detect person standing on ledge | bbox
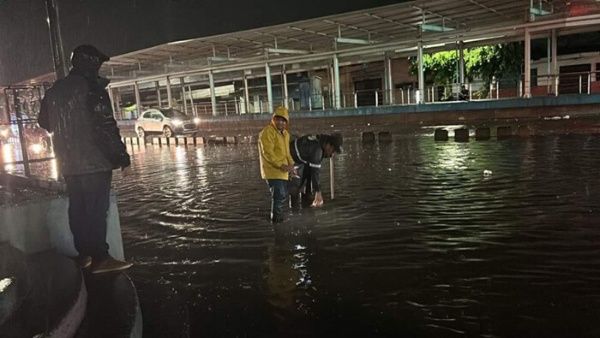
[39,44,133,274]
[258,106,296,223]
[289,134,343,209]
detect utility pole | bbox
[44,0,68,79]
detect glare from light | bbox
[193,117,201,124]
[0,128,9,138]
[172,119,183,127]
[0,278,13,292]
[30,143,44,154]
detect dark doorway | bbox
[354,78,382,106]
[560,64,591,94]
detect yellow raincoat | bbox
[258,107,294,180]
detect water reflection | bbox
[114,136,600,337]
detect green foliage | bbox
[409,42,524,86]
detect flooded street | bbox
[113,134,600,337]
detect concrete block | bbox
[0,193,124,260]
[152,137,161,146]
[497,126,512,139]
[225,136,237,144]
[362,132,375,143]
[195,137,205,145]
[434,129,449,141]
[378,132,392,143]
[185,137,195,146]
[475,127,491,141]
[454,128,469,142]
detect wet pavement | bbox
[106,133,600,337]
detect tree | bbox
[409,42,524,89]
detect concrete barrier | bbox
[497,126,512,139]
[0,193,124,260]
[362,132,375,143]
[378,131,392,143]
[454,128,469,142]
[475,127,491,140]
[434,129,449,141]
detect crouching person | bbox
[289,134,342,209]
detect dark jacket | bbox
[290,134,325,192]
[39,70,130,176]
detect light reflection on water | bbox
[113,135,600,337]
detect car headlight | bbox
[172,119,183,127]
[193,117,201,124]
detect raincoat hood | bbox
[271,106,290,128]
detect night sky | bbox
[0,0,402,84]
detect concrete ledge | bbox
[0,192,124,260]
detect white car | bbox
[134,108,200,138]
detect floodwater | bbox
[44,134,600,337]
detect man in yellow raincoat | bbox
[258,106,295,223]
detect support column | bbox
[417,41,425,104]
[265,63,273,113]
[333,54,341,109]
[384,54,393,105]
[107,86,116,115]
[552,29,558,95]
[180,77,187,114]
[155,81,162,107]
[166,76,172,107]
[243,73,250,114]
[209,70,217,116]
[134,82,141,119]
[282,66,289,109]
[458,41,465,84]
[524,28,532,98]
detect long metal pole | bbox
[459,41,465,85]
[44,0,68,79]
[329,157,335,200]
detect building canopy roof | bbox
[103,0,600,86]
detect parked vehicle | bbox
[134,108,200,138]
[0,123,50,152]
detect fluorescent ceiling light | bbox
[265,48,310,55]
[335,37,378,45]
[421,24,455,32]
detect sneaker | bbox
[73,255,92,269]
[90,257,133,274]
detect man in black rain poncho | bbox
[289,133,343,209]
[39,45,133,274]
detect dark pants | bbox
[288,164,313,209]
[267,179,288,223]
[64,171,112,260]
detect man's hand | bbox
[311,191,324,208]
[280,164,295,173]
